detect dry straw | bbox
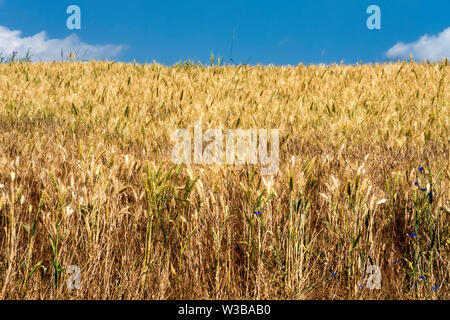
[0,60,448,299]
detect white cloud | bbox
[386,27,450,61]
[0,25,126,61]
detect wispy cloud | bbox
[279,38,290,46]
[0,25,127,61]
[386,27,450,61]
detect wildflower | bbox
[331,272,337,278]
[432,286,438,291]
[420,188,427,192]
[419,276,424,280]
[414,181,419,186]
[254,210,261,216]
[418,167,424,172]
[359,285,365,288]
[393,260,398,264]
[410,233,417,237]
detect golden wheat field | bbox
[0,60,448,300]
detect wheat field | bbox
[0,60,448,299]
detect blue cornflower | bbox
[414,181,419,186]
[359,285,365,288]
[331,272,337,278]
[253,210,261,215]
[418,167,424,172]
[420,188,427,192]
[432,286,438,291]
[419,276,424,280]
[410,233,417,237]
[393,260,398,264]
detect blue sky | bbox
[0,0,449,64]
